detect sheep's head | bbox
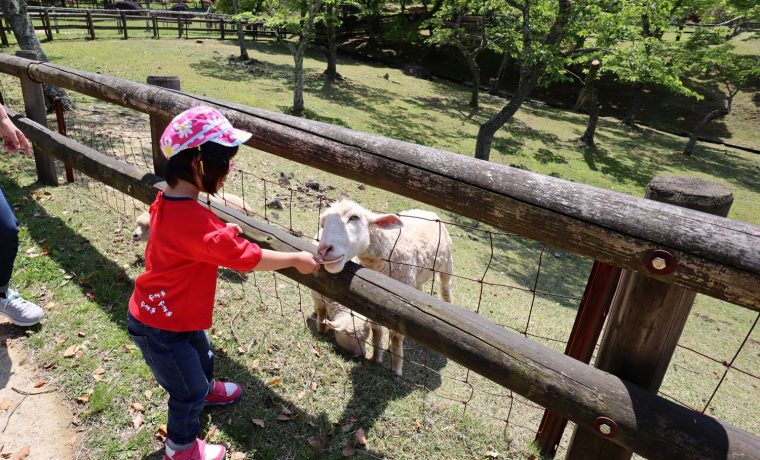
[132,212,151,242]
[317,200,402,273]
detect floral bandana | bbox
[159,106,253,158]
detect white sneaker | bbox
[0,289,43,326]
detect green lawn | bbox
[0,37,758,459]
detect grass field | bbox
[0,36,758,459]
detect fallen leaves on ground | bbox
[205,425,217,440]
[155,425,168,441]
[485,447,500,458]
[230,453,247,460]
[132,412,144,429]
[63,345,80,358]
[33,380,46,388]
[307,436,324,454]
[342,444,356,457]
[0,400,12,411]
[252,418,265,428]
[354,428,367,446]
[266,376,282,386]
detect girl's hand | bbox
[226,222,242,235]
[294,251,321,274]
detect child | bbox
[127,106,320,460]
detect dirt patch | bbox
[0,321,76,460]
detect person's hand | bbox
[0,117,31,158]
[226,222,242,235]
[294,251,321,275]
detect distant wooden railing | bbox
[0,6,286,44]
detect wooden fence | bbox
[0,6,285,44]
[1,54,759,459]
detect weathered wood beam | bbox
[1,55,759,313]
[7,109,760,460]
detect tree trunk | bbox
[323,4,338,81]
[683,108,727,156]
[1,0,72,110]
[475,70,540,161]
[489,51,510,95]
[580,86,599,148]
[232,0,248,60]
[292,0,324,116]
[467,56,480,110]
[574,59,601,112]
[293,44,305,115]
[237,21,249,59]
[623,84,643,127]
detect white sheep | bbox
[312,199,453,376]
[132,191,253,242]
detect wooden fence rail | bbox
[0,7,284,42]
[1,54,758,313]
[5,107,760,460]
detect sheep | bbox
[312,286,383,365]
[312,199,453,376]
[132,191,252,242]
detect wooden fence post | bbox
[536,260,622,457]
[152,14,159,39]
[53,97,74,183]
[43,9,53,41]
[15,50,58,186]
[565,176,734,460]
[0,19,8,47]
[86,11,95,39]
[219,17,225,40]
[177,15,182,38]
[146,76,180,177]
[121,13,129,39]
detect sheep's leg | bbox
[439,271,453,303]
[314,296,328,333]
[370,321,384,364]
[389,330,404,376]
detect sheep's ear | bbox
[369,214,403,230]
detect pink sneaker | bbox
[164,438,225,460]
[204,381,242,407]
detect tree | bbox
[233,0,250,60]
[266,0,325,115]
[577,59,602,147]
[679,30,760,155]
[319,1,342,82]
[474,0,573,161]
[0,0,72,109]
[427,0,512,110]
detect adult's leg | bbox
[0,187,18,293]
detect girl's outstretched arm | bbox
[254,249,321,274]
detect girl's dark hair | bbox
[165,142,238,194]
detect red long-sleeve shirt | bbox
[128,192,262,331]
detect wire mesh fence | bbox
[1,77,758,456]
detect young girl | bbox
[127,106,320,460]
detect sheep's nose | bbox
[318,244,333,258]
[131,233,140,242]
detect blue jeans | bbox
[0,187,19,290]
[127,312,214,445]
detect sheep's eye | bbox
[348,215,360,222]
